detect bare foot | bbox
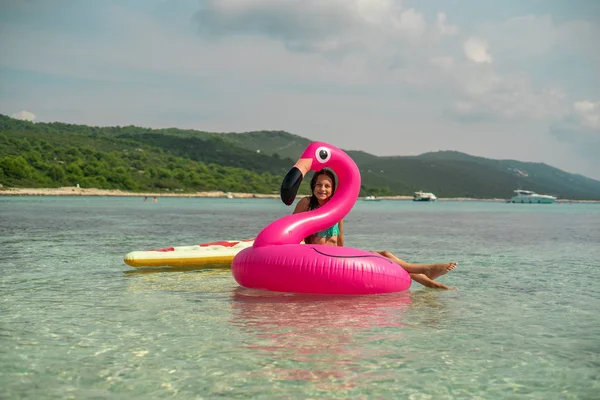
[425,262,457,280]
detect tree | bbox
[0,156,34,179]
[47,164,66,185]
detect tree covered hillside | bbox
[0,115,290,194]
[1,114,599,199]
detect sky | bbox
[1,0,599,180]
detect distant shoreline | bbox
[2,186,598,203]
[0,186,490,200]
[0,186,279,199]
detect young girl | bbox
[293,168,344,247]
[293,169,458,290]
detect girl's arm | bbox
[293,197,310,214]
[337,219,344,247]
[294,197,311,244]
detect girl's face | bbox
[313,174,334,204]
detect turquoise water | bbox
[1,197,599,399]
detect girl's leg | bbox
[376,250,457,280]
[409,273,456,290]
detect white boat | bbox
[413,191,437,202]
[510,189,556,204]
[364,195,381,201]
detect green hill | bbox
[1,114,599,199]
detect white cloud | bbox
[0,3,571,128]
[573,100,600,130]
[352,0,399,25]
[480,15,600,60]
[194,0,428,53]
[394,8,427,37]
[2,3,580,128]
[11,110,36,121]
[429,56,454,69]
[436,12,459,36]
[453,101,474,115]
[451,70,568,120]
[463,37,492,63]
[550,100,600,149]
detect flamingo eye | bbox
[315,147,331,163]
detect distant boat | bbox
[413,191,437,202]
[510,189,556,204]
[226,192,234,199]
[510,190,557,204]
[364,195,381,201]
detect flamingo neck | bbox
[253,152,361,247]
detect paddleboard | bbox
[124,239,254,268]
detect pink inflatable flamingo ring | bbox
[231,142,412,294]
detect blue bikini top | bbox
[313,222,340,238]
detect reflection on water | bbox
[123,264,231,276]
[124,269,231,292]
[229,287,413,394]
[121,265,456,396]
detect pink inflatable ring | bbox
[232,142,411,294]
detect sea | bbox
[1,196,599,399]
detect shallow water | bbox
[1,197,599,399]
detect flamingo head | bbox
[281,142,338,206]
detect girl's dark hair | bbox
[307,169,337,211]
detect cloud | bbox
[549,100,600,175]
[550,100,600,144]
[436,12,459,36]
[190,0,570,126]
[11,110,36,121]
[450,73,568,121]
[573,100,600,130]
[193,0,427,53]
[2,2,583,127]
[480,15,600,61]
[0,2,572,132]
[463,37,492,63]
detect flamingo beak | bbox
[280,158,313,206]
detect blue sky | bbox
[1,0,599,179]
